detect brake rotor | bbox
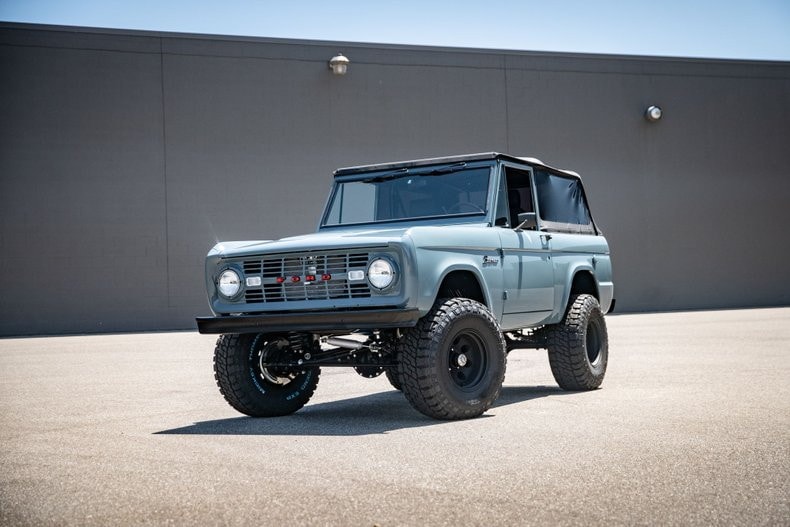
[258,339,297,385]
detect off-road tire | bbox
[213,333,320,417]
[547,294,608,390]
[385,368,402,391]
[398,298,506,420]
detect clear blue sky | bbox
[2,0,789,61]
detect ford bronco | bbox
[197,153,614,420]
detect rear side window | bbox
[534,170,595,234]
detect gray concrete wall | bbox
[1,23,789,336]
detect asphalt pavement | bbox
[1,308,789,526]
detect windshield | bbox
[323,166,492,227]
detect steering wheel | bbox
[446,201,485,214]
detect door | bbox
[497,165,555,328]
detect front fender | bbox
[413,254,503,317]
[403,225,505,318]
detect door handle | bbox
[541,234,552,242]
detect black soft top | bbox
[334,152,581,179]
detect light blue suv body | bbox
[197,152,614,335]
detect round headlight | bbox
[368,258,395,289]
[217,269,241,298]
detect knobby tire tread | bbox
[398,298,506,420]
[213,333,320,417]
[547,294,608,391]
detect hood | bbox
[210,227,412,258]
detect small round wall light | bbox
[329,53,350,75]
[645,105,663,122]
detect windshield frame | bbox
[319,161,496,229]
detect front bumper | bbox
[196,307,421,334]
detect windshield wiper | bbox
[418,162,468,175]
[360,162,469,183]
[362,168,409,183]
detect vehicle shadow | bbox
[155,385,573,437]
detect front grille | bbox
[243,251,372,303]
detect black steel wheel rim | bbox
[448,330,488,390]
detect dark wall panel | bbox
[0,39,168,334]
[1,24,789,335]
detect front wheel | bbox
[547,294,609,390]
[398,298,506,420]
[213,333,320,417]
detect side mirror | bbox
[516,212,537,231]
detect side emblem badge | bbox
[483,255,499,266]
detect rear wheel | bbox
[398,298,506,420]
[213,333,320,417]
[547,294,608,390]
[384,368,402,391]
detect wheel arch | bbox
[570,269,599,299]
[433,267,491,308]
[557,266,600,316]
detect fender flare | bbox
[558,263,599,313]
[428,264,493,310]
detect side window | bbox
[494,170,510,226]
[534,170,594,233]
[504,167,534,227]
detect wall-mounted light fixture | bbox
[329,53,350,75]
[645,105,663,122]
